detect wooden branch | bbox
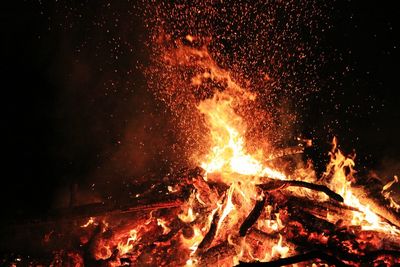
[239,196,267,236]
[197,211,220,251]
[156,218,184,242]
[284,195,358,224]
[258,179,344,202]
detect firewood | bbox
[246,228,278,243]
[197,210,220,251]
[156,218,184,242]
[198,241,236,266]
[44,199,184,225]
[284,196,358,224]
[239,196,267,236]
[258,179,344,202]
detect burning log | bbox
[246,228,278,244]
[239,249,400,267]
[156,218,185,242]
[284,195,358,224]
[197,210,220,251]
[239,196,267,236]
[258,178,344,202]
[198,241,236,266]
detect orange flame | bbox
[324,138,400,234]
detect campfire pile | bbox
[2,144,400,267]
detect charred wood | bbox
[239,196,267,236]
[156,218,184,242]
[258,179,344,202]
[197,211,220,251]
[285,196,358,224]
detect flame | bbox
[157,218,171,235]
[198,90,286,182]
[179,191,198,223]
[117,229,138,255]
[382,175,400,212]
[271,234,289,258]
[181,226,204,255]
[81,217,96,228]
[324,138,400,234]
[217,184,236,234]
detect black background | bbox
[1,1,399,220]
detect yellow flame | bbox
[117,229,138,255]
[179,192,198,223]
[157,218,172,235]
[81,217,95,228]
[217,184,236,234]
[198,90,285,182]
[382,175,400,212]
[325,138,400,234]
[271,234,289,258]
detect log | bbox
[197,210,220,251]
[199,241,236,266]
[156,218,185,242]
[239,196,267,236]
[11,198,184,227]
[258,179,344,202]
[284,195,359,224]
[246,228,278,244]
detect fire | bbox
[158,41,400,265]
[157,218,171,235]
[117,229,138,255]
[324,138,400,234]
[66,39,400,267]
[198,90,286,182]
[271,234,289,258]
[382,175,400,212]
[180,54,294,263]
[81,217,96,228]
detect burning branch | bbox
[239,195,267,236]
[258,178,344,202]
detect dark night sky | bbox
[1,1,399,220]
